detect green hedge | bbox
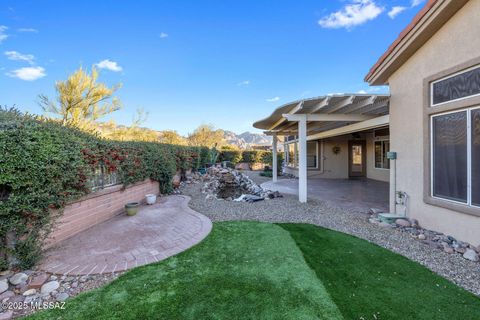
[218,150,282,165]
[218,150,243,164]
[0,108,208,269]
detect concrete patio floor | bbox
[261,178,389,213]
[38,195,212,276]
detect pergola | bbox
[253,94,390,203]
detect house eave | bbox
[365,0,469,86]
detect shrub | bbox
[219,150,242,164]
[0,108,204,269]
[262,152,284,167]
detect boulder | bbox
[40,281,60,294]
[417,234,426,240]
[235,163,250,171]
[0,310,13,320]
[443,246,454,254]
[23,288,37,296]
[395,219,411,227]
[28,273,49,289]
[0,280,8,294]
[55,292,69,302]
[9,273,28,285]
[463,249,480,262]
[0,290,14,301]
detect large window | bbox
[431,65,480,106]
[284,141,319,169]
[374,140,390,169]
[431,107,480,206]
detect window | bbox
[307,141,318,168]
[284,141,319,169]
[431,107,480,207]
[374,140,390,169]
[431,65,480,106]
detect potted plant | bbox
[125,202,140,216]
[145,194,157,205]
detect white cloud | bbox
[318,0,384,29]
[18,28,38,33]
[7,66,46,81]
[0,26,8,44]
[411,0,425,7]
[159,32,169,39]
[95,59,123,72]
[5,51,35,65]
[237,80,250,86]
[388,6,407,19]
[266,96,280,102]
[357,90,368,94]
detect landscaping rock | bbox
[0,280,8,294]
[40,281,60,294]
[0,310,13,320]
[443,246,454,254]
[22,288,37,296]
[378,222,393,228]
[8,295,24,303]
[28,273,49,289]
[55,292,69,302]
[408,218,419,228]
[0,291,14,301]
[417,234,426,240]
[9,273,28,285]
[395,219,411,227]
[463,249,480,262]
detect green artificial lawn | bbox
[29,222,480,320]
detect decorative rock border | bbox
[369,213,480,262]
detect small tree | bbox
[38,66,122,131]
[158,130,187,145]
[187,124,224,148]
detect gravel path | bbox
[182,181,480,296]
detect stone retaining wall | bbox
[45,179,159,248]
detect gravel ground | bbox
[182,181,480,296]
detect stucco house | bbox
[253,0,480,245]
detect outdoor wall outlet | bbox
[386,152,397,160]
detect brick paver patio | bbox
[38,195,212,276]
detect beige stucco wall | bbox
[283,134,390,182]
[388,0,480,245]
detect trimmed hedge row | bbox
[0,108,209,269]
[218,150,283,165]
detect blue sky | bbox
[0,0,425,135]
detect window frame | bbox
[283,140,321,170]
[373,139,390,170]
[430,64,480,107]
[429,108,472,206]
[423,57,480,218]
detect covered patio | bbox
[253,94,391,204]
[261,178,389,213]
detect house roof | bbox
[365,0,469,85]
[252,94,389,135]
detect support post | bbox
[272,134,278,183]
[298,116,307,203]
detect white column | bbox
[272,134,278,182]
[298,116,307,203]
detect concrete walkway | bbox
[38,195,212,276]
[261,178,389,213]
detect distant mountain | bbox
[223,131,272,149]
